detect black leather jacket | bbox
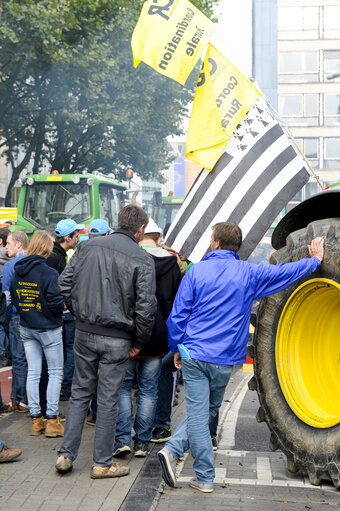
[58,229,156,349]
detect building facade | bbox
[277,0,340,198]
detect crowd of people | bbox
[0,204,324,493]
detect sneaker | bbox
[158,448,177,488]
[0,445,22,463]
[55,456,73,473]
[150,427,172,443]
[134,442,149,457]
[86,416,96,426]
[189,477,213,493]
[211,437,218,451]
[90,462,130,479]
[45,416,64,437]
[59,389,71,401]
[112,441,131,458]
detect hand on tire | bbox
[308,237,324,261]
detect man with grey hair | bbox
[55,204,157,479]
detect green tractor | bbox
[11,172,126,237]
[249,183,340,488]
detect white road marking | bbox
[218,374,252,448]
[257,456,272,483]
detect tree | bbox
[0,0,219,205]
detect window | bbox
[278,52,319,83]
[324,51,340,82]
[278,6,319,40]
[279,94,319,126]
[295,138,319,170]
[24,182,91,229]
[324,94,340,126]
[324,6,340,38]
[324,138,340,169]
[99,185,120,228]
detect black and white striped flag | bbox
[165,97,311,262]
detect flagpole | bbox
[289,138,324,191]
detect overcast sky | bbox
[213,0,253,76]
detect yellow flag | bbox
[186,44,262,171]
[131,0,214,85]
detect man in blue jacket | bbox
[158,222,324,493]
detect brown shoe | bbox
[17,403,29,413]
[6,399,18,412]
[55,456,73,473]
[6,399,28,413]
[90,462,130,479]
[30,417,45,436]
[45,416,64,437]
[0,445,22,463]
[0,402,9,413]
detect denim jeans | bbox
[153,351,177,429]
[9,315,27,404]
[165,359,233,483]
[20,326,63,416]
[62,315,75,393]
[58,330,130,467]
[0,439,4,451]
[0,322,8,360]
[115,357,162,444]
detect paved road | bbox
[0,366,339,510]
[155,367,340,511]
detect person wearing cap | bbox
[55,204,156,479]
[88,219,111,239]
[85,218,110,427]
[46,219,84,403]
[113,218,181,458]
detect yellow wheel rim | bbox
[276,278,340,428]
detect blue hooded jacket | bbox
[10,255,64,330]
[166,250,321,365]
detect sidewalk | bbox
[0,372,187,511]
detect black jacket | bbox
[46,242,67,275]
[10,255,64,329]
[138,247,181,357]
[58,229,157,349]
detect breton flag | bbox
[165,97,311,262]
[186,44,262,171]
[131,0,214,85]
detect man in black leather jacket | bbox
[55,205,157,479]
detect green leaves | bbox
[0,0,219,204]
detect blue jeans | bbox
[165,359,233,483]
[154,352,177,429]
[0,440,4,451]
[0,322,8,360]
[115,357,162,444]
[9,315,27,404]
[62,315,75,393]
[20,326,63,416]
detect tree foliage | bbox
[0,0,219,204]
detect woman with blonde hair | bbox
[10,231,65,437]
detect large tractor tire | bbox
[248,218,340,488]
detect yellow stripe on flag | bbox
[186,44,262,171]
[131,0,214,85]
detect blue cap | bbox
[89,219,110,235]
[55,219,85,237]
